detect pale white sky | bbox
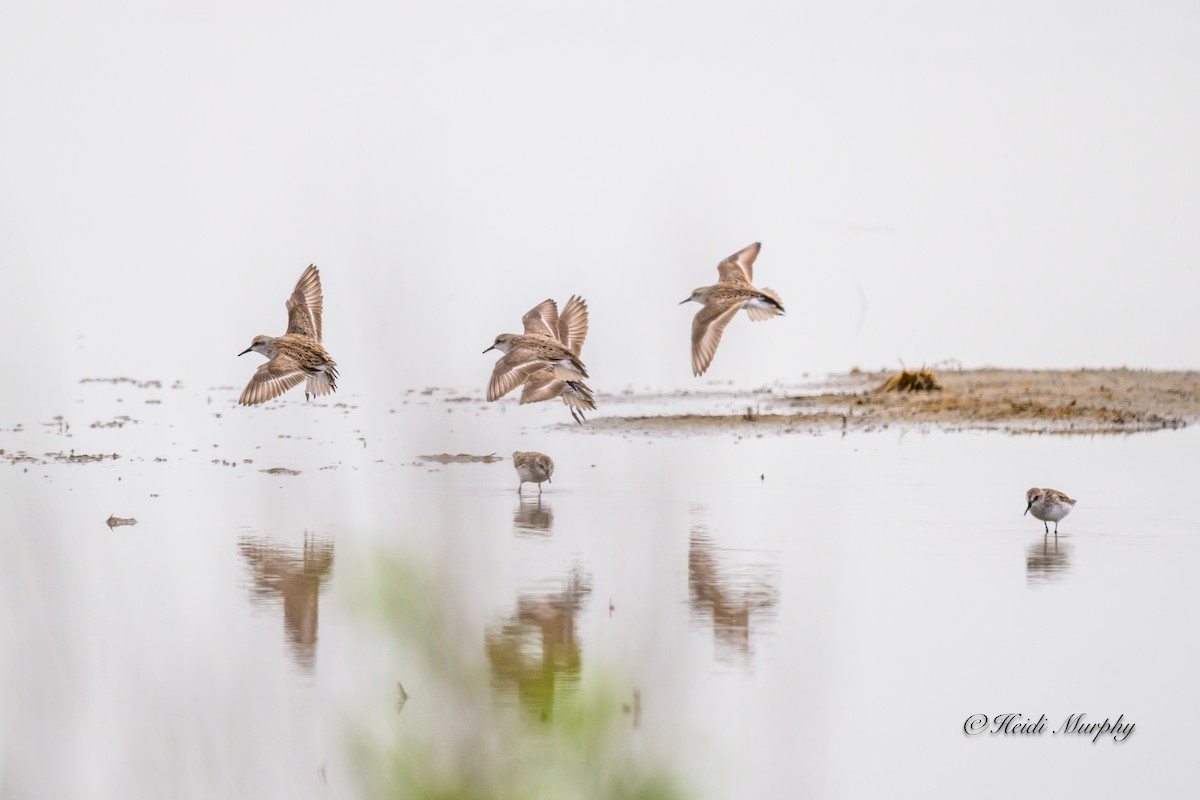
[2,0,1198,417]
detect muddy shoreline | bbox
[576,369,1200,436]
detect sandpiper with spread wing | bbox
[681,242,785,377]
[238,265,339,405]
[483,296,596,423]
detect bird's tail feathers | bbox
[746,288,785,320]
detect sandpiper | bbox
[238,265,339,405]
[681,242,785,376]
[484,296,596,422]
[513,451,554,495]
[1025,488,1076,536]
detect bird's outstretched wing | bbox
[286,265,324,341]
[240,355,307,405]
[556,295,589,354]
[519,370,566,405]
[520,370,595,423]
[519,371,594,406]
[521,299,560,340]
[488,348,555,402]
[691,298,745,376]
[716,242,761,284]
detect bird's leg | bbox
[517,483,523,495]
[538,482,543,495]
[1044,521,1049,534]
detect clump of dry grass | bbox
[878,367,941,392]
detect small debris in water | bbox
[396,681,408,713]
[106,515,138,528]
[39,451,121,464]
[621,689,643,729]
[261,467,302,476]
[79,377,162,389]
[90,416,136,429]
[416,453,504,464]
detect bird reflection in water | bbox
[688,528,779,664]
[1026,536,1072,586]
[513,496,554,536]
[486,567,591,720]
[238,533,335,671]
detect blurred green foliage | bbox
[346,552,685,800]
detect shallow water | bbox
[3,381,1198,797]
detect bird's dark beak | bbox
[1024,502,1031,515]
[679,298,691,305]
[482,345,496,354]
[238,347,252,356]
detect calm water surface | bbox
[2,380,1198,798]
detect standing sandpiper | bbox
[681,242,785,377]
[484,296,596,423]
[238,265,339,405]
[1025,488,1076,536]
[513,451,554,495]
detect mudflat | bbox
[579,368,1200,435]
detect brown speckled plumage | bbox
[484,296,595,422]
[238,265,339,406]
[682,242,785,377]
[1025,487,1076,535]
